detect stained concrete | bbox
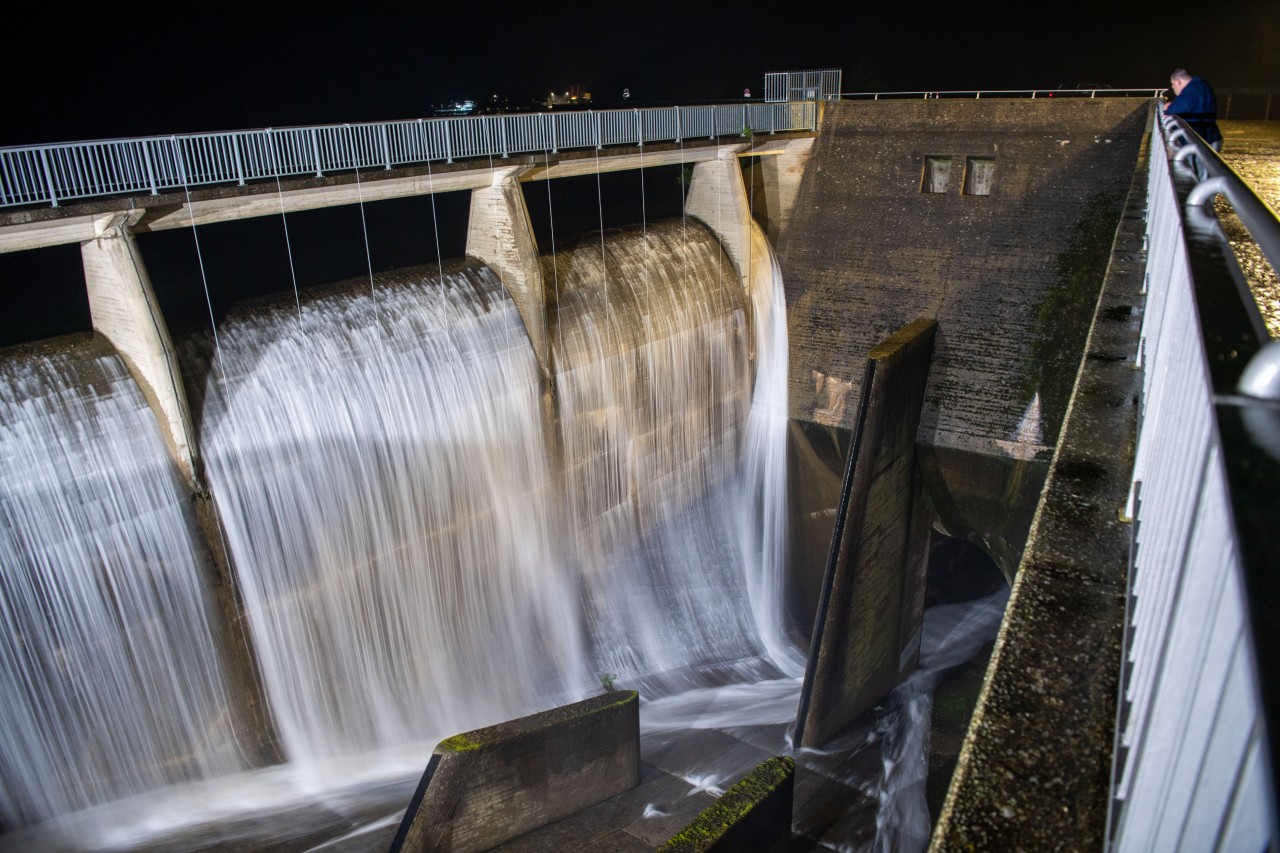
[929,128,1149,852]
[779,98,1151,580]
[795,319,936,748]
[392,691,641,853]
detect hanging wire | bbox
[270,133,304,327]
[425,151,445,286]
[544,146,561,338]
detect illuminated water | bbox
[0,219,801,849]
[0,341,250,830]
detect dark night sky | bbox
[5,0,1279,146]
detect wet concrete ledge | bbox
[391,691,641,853]
[929,130,1150,850]
[658,756,795,852]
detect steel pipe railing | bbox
[1107,106,1280,851]
[0,101,817,209]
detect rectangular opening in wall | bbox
[964,157,996,196]
[922,156,952,193]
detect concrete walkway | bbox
[1217,120,1280,337]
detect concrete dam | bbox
[0,94,1173,849]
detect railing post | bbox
[310,128,322,177]
[675,106,682,143]
[381,124,392,170]
[142,140,159,196]
[595,111,603,150]
[551,111,559,154]
[445,119,454,164]
[232,134,246,186]
[37,148,59,207]
[500,116,509,159]
[635,108,643,147]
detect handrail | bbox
[841,88,1164,100]
[1107,106,1280,849]
[0,101,817,209]
[1162,111,1280,298]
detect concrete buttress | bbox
[80,212,199,486]
[465,166,550,378]
[685,144,752,295]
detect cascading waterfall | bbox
[194,262,587,774]
[0,338,250,830]
[550,221,767,683]
[0,216,802,846]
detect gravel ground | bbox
[1214,121,1280,338]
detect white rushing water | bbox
[0,217,801,848]
[0,343,250,830]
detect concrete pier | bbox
[465,165,550,377]
[80,212,199,484]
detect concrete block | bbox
[657,756,795,853]
[795,318,938,748]
[390,691,641,853]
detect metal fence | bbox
[841,88,1165,100]
[764,69,843,103]
[1107,109,1280,850]
[0,101,816,209]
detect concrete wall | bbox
[795,319,936,748]
[779,98,1151,578]
[391,691,641,853]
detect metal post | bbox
[500,116,509,159]
[310,128,322,177]
[675,106,682,144]
[38,148,58,207]
[381,124,392,169]
[445,119,454,164]
[233,135,246,186]
[551,111,559,154]
[636,108,643,147]
[142,140,159,196]
[595,111,602,150]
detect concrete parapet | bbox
[465,165,550,378]
[80,212,199,485]
[795,318,937,748]
[390,691,641,853]
[658,756,795,853]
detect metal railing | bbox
[841,88,1164,100]
[0,101,816,209]
[1107,109,1280,849]
[764,69,843,103]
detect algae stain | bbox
[1023,190,1125,446]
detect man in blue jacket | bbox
[1165,68,1223,151]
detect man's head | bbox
[1170,68,1193,96]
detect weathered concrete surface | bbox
[929,130,1149,852]
[391,691,641,853]
[658,756,795,852]
[466,165,550,377]
[749,138,815,245]
[80,213,199,484]
[795,318,937,748]
[685,144,752,296]
[1216,120,1280,337]
[779,98,1150,579]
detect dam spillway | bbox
[0,218,798,844]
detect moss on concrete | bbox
[658,756,794,852]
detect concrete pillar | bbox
[795,318,938,749]
[465,166,550,378]
[755,138,815,245]
[685,144,752,295]
[81,212,199,486]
